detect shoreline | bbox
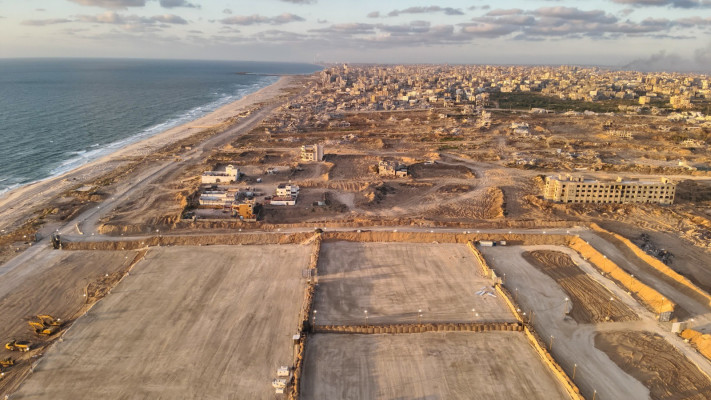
[0,75,294,233]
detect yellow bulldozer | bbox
[0,358,13,368]
[5,340,30,352]
[28,314,62,336]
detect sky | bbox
[1,0,710,71]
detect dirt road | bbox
[481,245,650,400]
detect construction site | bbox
[0,67,710,399]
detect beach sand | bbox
[0,76,295,234]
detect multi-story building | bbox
[301,144,324,162]
[276,184,299,198]
[232,198,256,221]
[544,174,675,205]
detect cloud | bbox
[76,11,187,26]
[68,0,201,9]
[220,13,305,25]
[386,6,465,17]
[280,0,316,3]
[253,29,309,42]
[223,9,232,14]
[457,6,702,40]
[159,0,199,8]
[367,11,380,18]
[309,23,376,35]
[612,0,711,8]
[532,7,617,23]
[21,18,73,26]
[485,9,524,16]
[68,0,147,9]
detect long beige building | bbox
[544,174,676,205]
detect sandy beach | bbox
[0,75,294,234]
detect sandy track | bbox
[523,250,638,323]
[313,242,516,325]
[12,245,311,400]
[301,332,571,400]
[595,331,711,400]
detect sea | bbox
[0,58,322,196]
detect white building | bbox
[201,164,239,184]
[276,184,299,198]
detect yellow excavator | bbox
[0,358,13,368]
[28,314,62,336]
[5,339,30,352]
[36,315,62,326]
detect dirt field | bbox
[313,242,516,325]
[523,250,638,323]
[0,249,138,396]
[595,331,711,400]
[301,332,571,399]
[11,245,311,399]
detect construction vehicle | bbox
[5,340,30,352]
[51,232,61,249]
[0,358,14,368]
[29,314,62,336]
[277,366,290,378]
[272,378,287,394]
[37,315,61,326]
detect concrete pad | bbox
[313,242,516,325]
[12,245,311,400]
[301,332,571,400]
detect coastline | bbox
[0,75,294,233]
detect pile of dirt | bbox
[595,331,711,400]
[523,250,638,323]
[681,329,711,361]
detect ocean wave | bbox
[1,76,277,198]
[45,77,276,179]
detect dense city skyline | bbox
[1,0,710,72]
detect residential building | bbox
[301,144,324,162]
[232,199,256,221]
[276,184,299,198]
[378,161,408,178]
[544,174,675,205]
